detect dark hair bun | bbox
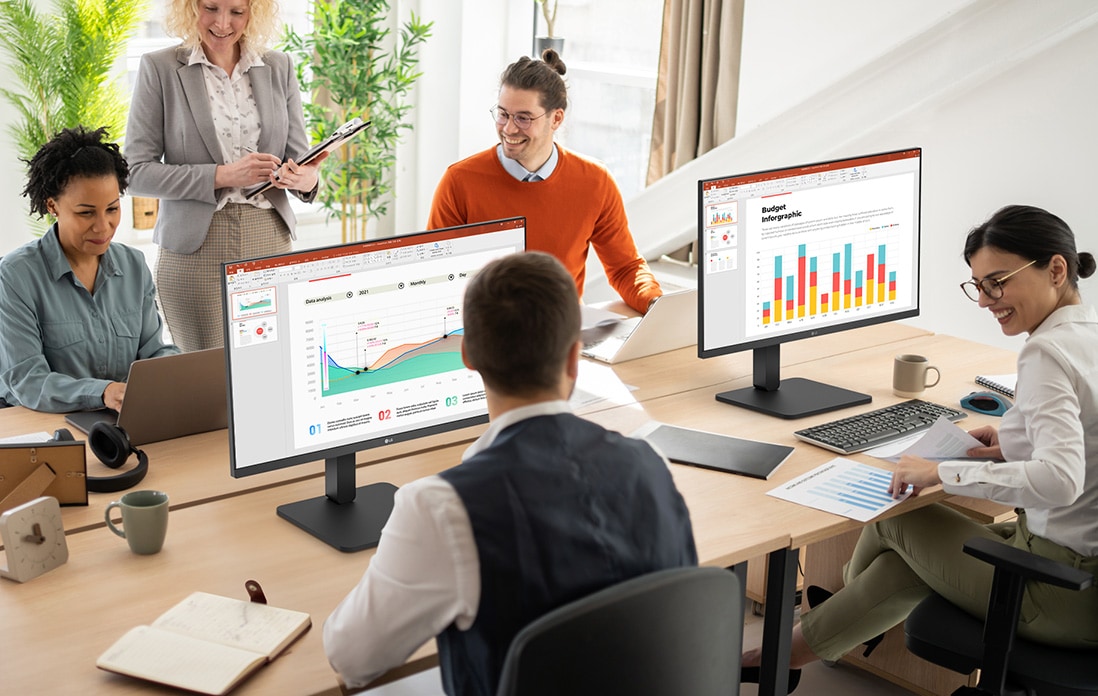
[1078,251,1096,280]
[540,48,567,76]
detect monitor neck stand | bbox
[276,453,397,552]
[715,344,870,420]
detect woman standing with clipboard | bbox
[125,0,327,351]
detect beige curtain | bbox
[647,0,745,185]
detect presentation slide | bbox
[280,248,508,450]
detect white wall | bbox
[610,0,1098,356]
[740,0,1098,353]
[6,0,1096,361]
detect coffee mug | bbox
[105,489,169,555]
[893,354,941,398]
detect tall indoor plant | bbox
[284,0,431,242]
[0,0,143,167]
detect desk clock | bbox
[0,496,68,583]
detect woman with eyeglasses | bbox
[427,49,662,315]
[739,205,1098,691]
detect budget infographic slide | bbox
[285,248,508,449]
[743,173,916,338]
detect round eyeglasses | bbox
[490,106,547,130]
[959,259,1037,302]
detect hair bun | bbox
[540,48,567,76]
[1078,251,1096,280]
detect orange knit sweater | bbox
[427,145,661,314]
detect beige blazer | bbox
[125,46,316,254]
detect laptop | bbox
[580,289,697,364]
[64,348,227,446]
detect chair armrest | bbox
[963,537,1093,591]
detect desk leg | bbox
[759,548,798,696]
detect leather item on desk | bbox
[0,441,87,514]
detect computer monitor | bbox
[698,148,921,419]
[220,217,526,551]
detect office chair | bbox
[495,566,743,696]
[904,536,1096,696]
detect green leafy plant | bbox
[0,0,144,166]
[284,0,432,242]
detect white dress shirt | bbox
[323,401,574,689]
[940,303,1098,556]
[189,44,272,209]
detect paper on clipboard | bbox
[242,117,370,199]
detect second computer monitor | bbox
[698,148,922,418]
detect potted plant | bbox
[0,0,145,232]
[284,0,431,243]
[534,0,563,57]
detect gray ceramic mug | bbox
[105,490,169,555]
[893,354,941,398]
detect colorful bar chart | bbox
[760,242,895,326]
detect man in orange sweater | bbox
[427,50,662,315]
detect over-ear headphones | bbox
[52,425,149,493]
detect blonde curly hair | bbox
[164,0,282,52]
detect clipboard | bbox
[0,441,88,514]
[242,117,370,199]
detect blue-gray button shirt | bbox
[0,225,179,412]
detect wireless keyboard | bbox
[793,399,967,455]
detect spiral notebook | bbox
[975,373,1017,398]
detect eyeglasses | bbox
[490,106,548,130]
[959,259,1037,302]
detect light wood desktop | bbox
[0,324,1015,695]
[584,330,1018,696]
[0,323,927,536]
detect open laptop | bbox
[580,289,697,364]
[64,348,227,446]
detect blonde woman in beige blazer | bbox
[125,0,325,351]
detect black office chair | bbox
[904,536,1096,696]
[495,566,743,696]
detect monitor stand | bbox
[277,453,396,552]
[716,345,870,419]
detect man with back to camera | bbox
[323,252,697,695]
[428,49,662,315]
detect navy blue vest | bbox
[436,413,697,696]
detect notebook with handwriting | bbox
[96,591,311,695]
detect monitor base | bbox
[277,482,397,552]
[716,377,870,420]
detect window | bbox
[535,0,663,201]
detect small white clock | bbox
[0,496,69,583]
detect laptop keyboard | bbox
[793,399,967,455]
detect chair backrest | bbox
[495,566,742,696]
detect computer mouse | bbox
[51,427,76,441]
[960,391,1011,417]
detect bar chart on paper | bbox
[766,458,909,522]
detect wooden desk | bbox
[0,434,791,695]
[0,322,928,535]
[1,324,1004,696]
[585,330,1018,696]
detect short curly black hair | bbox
[22,126,129,218]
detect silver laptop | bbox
[581,289,698,364]
[64,348,227,446]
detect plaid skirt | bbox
[156,204,290,351]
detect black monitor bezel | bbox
[696,147,922,361]
[220,217,526,479]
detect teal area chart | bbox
[321,331,465,397]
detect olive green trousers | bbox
[800,503,1098,662]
